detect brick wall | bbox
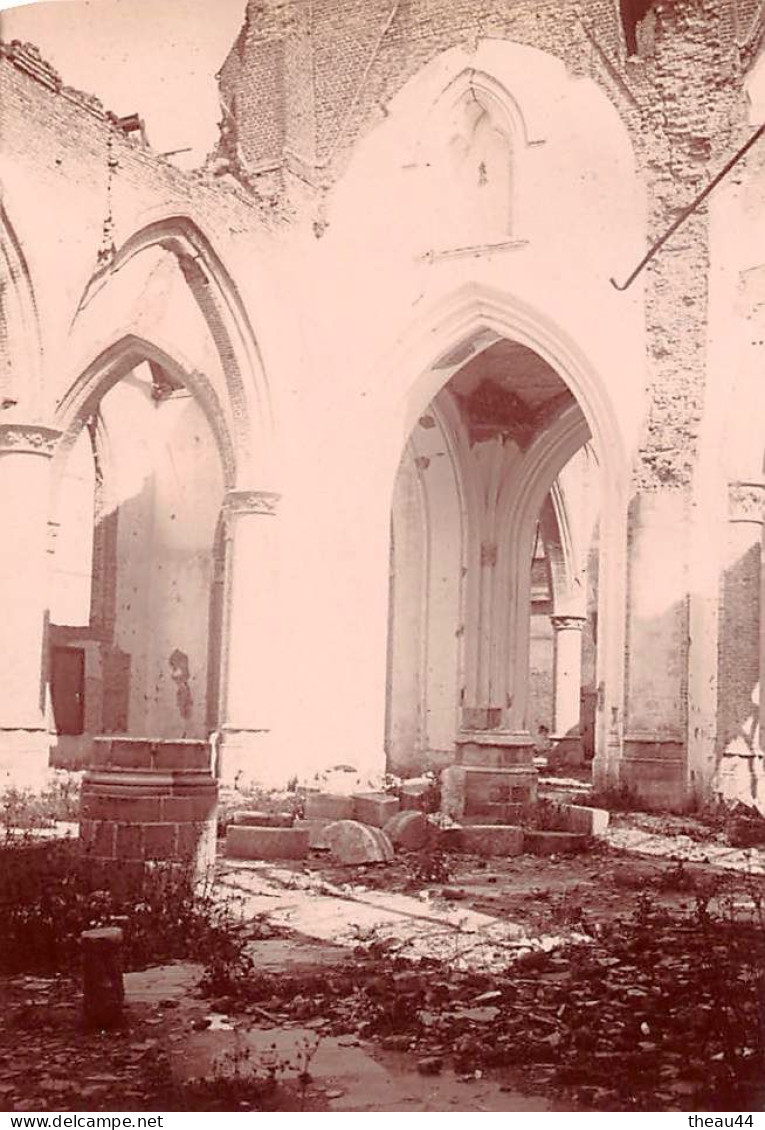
[0,40,271,418]
[215,0,757,493]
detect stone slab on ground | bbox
[225,825,309,860]
[176,1025,552,1112]
[352,793,400,827]
[124,962,204,1003]
[605,826,765,873]
[232,811,295,828]
[523,830,589,855]
[217,862,584,972]
[457,824,524,856]
[383,810,429,850]
[323,820,395,865]
[305,794,355,821]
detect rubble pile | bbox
[207,895,765,1112]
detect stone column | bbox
[550,614,586,765]
[216,489,281,786]
[621,489,691,807]
[461,540,503,731]
[0,424,60,787]
[714,481,765,811]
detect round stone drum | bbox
[79,737,218,882]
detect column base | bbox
[82,737,218,884]
[0,728,52,790]
[444,731,538,820]
[455,729,536,767]
[619,735,688,808]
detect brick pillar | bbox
[216,489,280,785]
[80,737,218,885]
[0,424,60,786]
[550,614,586,765]
[714,481,765,812]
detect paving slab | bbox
[605,827,765,873]
[217,861,588,972]
[175,1025,552,1112]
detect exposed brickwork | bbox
[213,0,760,490]
[218,0,632,189]
[631,1,744,489]
[3,2,765,815]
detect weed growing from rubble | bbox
[151,1028,322,1112]
[0,773,81,834]
[0,837,257,976]
[191,875,765,1112]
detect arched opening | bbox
[49,348,226,767]
[386,331,605,791]
[73,214,274,489]
[417,70,527,252]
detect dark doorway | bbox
[50,646,85,736]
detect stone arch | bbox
[0,202,43,414]
[386,391,472,771]
[383,283,628,764]
[540,485,576,614]
[49,332,231,753]
[53,333,236,497]
[72,214,274,489]
[417,67,532,157]
[497,405,591,729]
[390,284,626,492]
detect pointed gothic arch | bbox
[0,202,43,414]
[72,214,274,488]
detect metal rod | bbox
[610,121,765,291]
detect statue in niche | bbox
[436,90,513,248]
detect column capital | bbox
[551,614,587,633]
[728,481,765,524]
[222,489,280,519]
[0,423,61,457]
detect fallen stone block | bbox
[457,824,523,856]
[523,830,589,855]
[225,825,309,860]
[561,804,609,837]
[383,809,429,850]
[352,792,400,828]
[232,810,294,828]
[400,778,432,810]
[294,817,333,849]
[323,819,395,865]
[304,793,355,821]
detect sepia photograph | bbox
[0,0,763,1117]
